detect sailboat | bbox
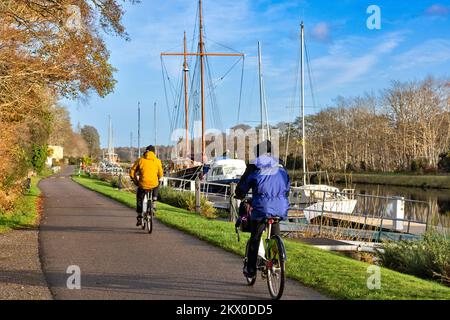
[161,0,247,184]
[288,23,357,221]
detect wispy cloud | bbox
[393,39,450,70]
[425,4,449,16]
[311,22,330,42]
[311,32,405,91]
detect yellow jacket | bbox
[130,151,164,190]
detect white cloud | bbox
[393,39,450,70]
[425,4,449,16]
[108,0,267,72]
[311,22,330,42]
[309,32,405,91]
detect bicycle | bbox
[140,190,154,234]
[243,217,286,300]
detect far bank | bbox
[288,171,450,190]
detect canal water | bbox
[337,183,450,228]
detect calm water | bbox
[337,183,450,227]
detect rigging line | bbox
[174,68,183,132]
[285,35,301,162]
[202,55,242,102]
[212,56,243,87]
[161,58,179,108]
[237,55,245,124]
[188,54,200,126]
[305,38,318,111]
[161,56,174,133]
[163,57,186,132]
[204,55,217,129]
[262,76,271,140]
[189,4,199,67]
[203,35,241,54]
[176,62,185,128]
[205,54,223,131]
[162,58,177,102]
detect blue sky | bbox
[64,0,450,148]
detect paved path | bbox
[39,167,328,300]
[0,228,52,300]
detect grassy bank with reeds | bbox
[334,173,450,189]
[72,174,450,300]
[288,171,450,189]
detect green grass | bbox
[0,172,50,233]
[72,174,450,300]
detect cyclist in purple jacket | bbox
[235,140,291,279]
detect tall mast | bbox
[138,101,141,158]
[130,131,133,163]
[154,101,157,156]
[199,0,206,162]
[160,0,244,163]
[301,22,306,185]
[258,41,265,141]
[108,115,112,162]
[183,31,189,158]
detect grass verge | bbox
[72,174,450,300]
[0,171,51,233]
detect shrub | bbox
[110,177,119,188]
[158,186,217,219]
[376,231,450,286]
[438,151,450,173]
[410,159,419,172]
[30,144,48,174]
[346,163,355,172]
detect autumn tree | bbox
[0,0,137,209]
[80,125,101,159]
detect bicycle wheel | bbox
[266,235,286,300]
[146,209,153,234]
[140,215,145,230]
[244,241,256,286]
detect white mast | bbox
[301,22,306,185]
[138,101,141,158]
[107,115,114,162]
[154,101,157,156]
[257,42,271,143]
[258,41,265,141]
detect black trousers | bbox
[136,186,159,215]
[246,219,280,274]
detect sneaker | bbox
[136,216,142,226]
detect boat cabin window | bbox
[212,167,223,176]
[223,166,237,175]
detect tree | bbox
[0,0,137,210]
[80,126,101,159]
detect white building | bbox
[46,145,64,167]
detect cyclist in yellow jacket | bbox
[130,145,164,226]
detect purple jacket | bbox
[235,155,290,221]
